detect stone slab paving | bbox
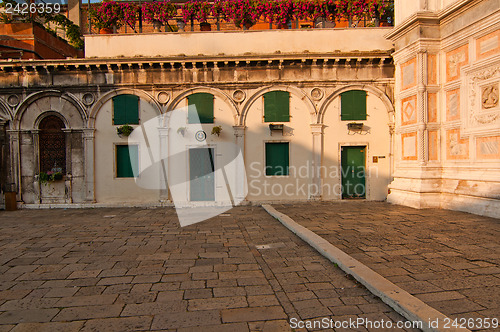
[0,206,419,331]
[273,201,500,330]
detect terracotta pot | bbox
[200,23,211,31]
[99,28,113,34]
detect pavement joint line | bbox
[261,204,470,332]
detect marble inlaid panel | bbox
[428,93,437,123]
[402,132,417,160]
[428,130,439,161]
[401,58,416,90]
[446,44,468,82]
[476,29,500,61]
[446,89,460,121]
[446,129,469,160]
[476,135,500,159]
[401,95,417,125]
[427,54,437,85]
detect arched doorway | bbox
[39,115,66,174]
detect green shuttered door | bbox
[341,146,366,198]
[189,148,215,201]
[266,143,289,176]
[188,93,214,124]
[341,90,367,121]
[116,145,138,178]
[113,95,139,125]
[264,91,289,122]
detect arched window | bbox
[39,115,66,174]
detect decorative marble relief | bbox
[401,95,416,125]
[446,44,468,82]
[427,54,437,85]
[401,58,416,90]
[476,29,500,60]
[481,83,498,109]
[428,130,439,161]
[428,93,437,123]
[446,129,469,160]
[476,135,500,159]
[446,89,460,121]
[402,132,417,160]
[462,59,500,136]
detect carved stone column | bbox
[83,129,95,203]
[32,129,41,203]
[63,129,73,203]
[310,124,325,200]
[233,125,246,202]
[158,127,170,203]
[417,50,428,165]
[7,130,20,199]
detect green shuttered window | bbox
[188,93,214,124]
[264,91,290,122]
[265,142,289,176]
[116,145,138,178]
[113,95,139,125]
[341,90,367,120]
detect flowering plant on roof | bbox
[142,1,177,25]
[222,0,263,28]
[336,0,367,20]
[366,0,388,19]
[121,2,138,29]
[274,0,295,25]
[182,0,212,23]
[89,1,123,29]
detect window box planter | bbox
[347,122,364,130]
[269,124,284,136]
[117,124,134,137]
[200,22,211,31]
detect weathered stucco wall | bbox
[85,28,394,58]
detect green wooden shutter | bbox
[113,95,139,125]
[188,93,214,124]
[264,91,289,122]
[265,142,289,176]
[116,145,138,178]
[341,90,366,121]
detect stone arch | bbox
[14,90,87,130]
[0,98,13,124]
[240,85,316,126]
[167,87,239,124]
[318,85,394,124]
[88,88,162,128]
[34,111,69,129]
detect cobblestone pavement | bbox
[274,201,500,326]
[0,206,419,331]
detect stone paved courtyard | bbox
[274,202,500,324]
[0,206,419,332]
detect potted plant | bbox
[89,1,124,33]
[142,1,177,30]
[38,171,64,186]
[211,125,222,136]
[222,0,262,30]
[117,124,134,137]
[177,127,187,136]
[182,0,212,30]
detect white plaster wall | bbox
[167,95,237,206]
[94,96,161,203]
[245,91,314,201]
[322,92,392,200]
[85,28,394,58]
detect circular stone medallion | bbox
[195,130,207,142]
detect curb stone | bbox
[262,204,470,332]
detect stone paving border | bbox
[262,204,469,332]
